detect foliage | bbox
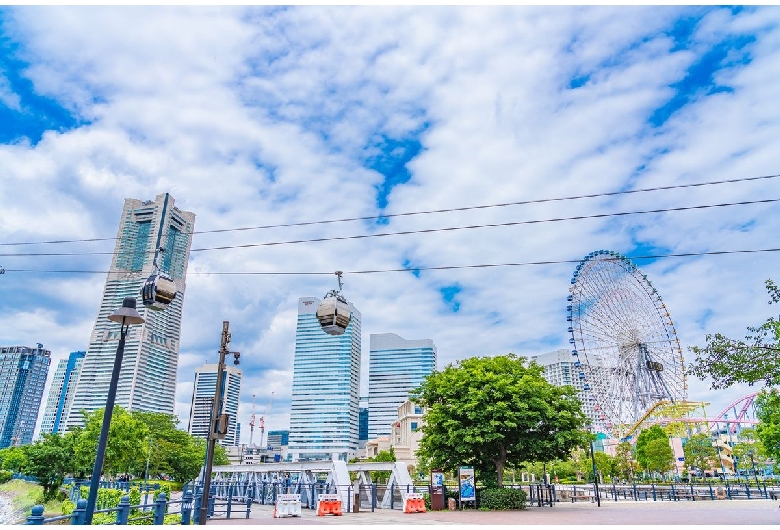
[635,426,668,472]
[60,500,75,515]
[414,354,589,486]
[364,448,396,483]
[756,389,780,462]
[644,438,675,475]
[732,427,766,473]
[22,432,73,501]
[683,434,718,476]
[0,470,12,484]
[476,487,527,510]
[76,407,150,477]
[0,447,28,472]
[613,442,637,480]
[689,279,780,389]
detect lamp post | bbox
[748,451,760,489]
[84,297,144,525]
[587,427,601,507]
[145,436,154,482]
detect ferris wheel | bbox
[567,250,687,437]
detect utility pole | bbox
[198,321,239,526]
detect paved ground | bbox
[206,499,780,525]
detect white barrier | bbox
[274,493,302,518]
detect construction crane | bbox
[259,391,274,450]
[249,394,256,447]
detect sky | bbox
[0,6,779,444]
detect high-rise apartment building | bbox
[288,297,361,462]
[531,348,598,428]
[0,345,51,447]
[64,193,195,429]
[39,351,86,436]
[368,333,436,439]
[187,364,243,447]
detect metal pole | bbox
[589,438,600,507]
[84,319,128,524]
[750,453,760,489]
[198,321,231,526]
[145,437,153,482]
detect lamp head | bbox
[108,297,145,325]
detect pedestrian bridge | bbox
[208,460,419,509]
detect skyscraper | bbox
[64,193,195,429]
[288,297,361,462]
[187,364,242,447]
[0,344,51,447]
[368,333,436,439]
[531,348,598,427]
[39,351,86,436]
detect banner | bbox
[458,466,476,502]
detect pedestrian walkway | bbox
[207,498,780,525]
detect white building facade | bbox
[39,351,85,436]
[531,348,599,429]
[288,297,361,462]
[187,364,242,447]
[368,333,436,439]
[64,193,195,429]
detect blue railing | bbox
[25,490,195,525]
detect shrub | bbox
[0,470,12,484]
[60,500,75,515]
[476,487,527,510]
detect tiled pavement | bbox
[207,499,780,525]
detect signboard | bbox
[431,470,444,488]
[458,466,476,502]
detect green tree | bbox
[414,354,589,485]
[683,434,717,477]
[756,389,780,463]
[645,438,675,477]
[593,451,617,480]
[75,406,150,477]
[613,441,637,480]
[0,447,28,473]
[733,427,767,476]
[635,426,668,473]
[23,433,72,500]
[689,279,780,389]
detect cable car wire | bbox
[1,196,777,258]
[1,172,778,247]
[3,247,779,275]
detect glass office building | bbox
[64,193,195,429]
[0,344,51,447]
[39,351,86,435]
[288,297,361,462]
[368,333,436,439]
[187,364,243,447]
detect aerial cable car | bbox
[316,271,351,336]
[141,247,177,311]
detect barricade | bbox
[403,493,426,513]
[316,493,342,516]
[273,493,302,518]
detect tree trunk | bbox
[494,445,507,486]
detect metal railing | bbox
[554,482,776,502]
[24,489,196,525]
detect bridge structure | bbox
[206,460,420,509]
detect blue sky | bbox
[0,6,779,441]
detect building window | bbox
[411,422,418,431]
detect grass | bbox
[0,480,69,519]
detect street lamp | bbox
[84,297,144,525]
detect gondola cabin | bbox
[141,272,177,311]
[316,294,351,335]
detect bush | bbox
[476,487,527,510]
[0,470,12,484]
[60,500,75,515]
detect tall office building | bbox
[358,396,369,449]
[187,364,243,447]
[531,348,598,428]
[0,345,51,447]
[39,351,86,436]
[368,333,436,439]
[288,297,361,462]
[64,193,195,429]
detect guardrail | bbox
[555,482,776,502]
[24,490,195,525]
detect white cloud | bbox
[1,6,779,442]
